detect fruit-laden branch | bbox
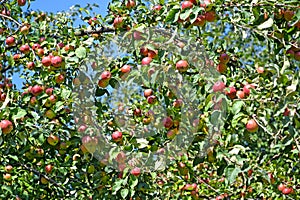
[74,26,115,36]
[18,163,71,195]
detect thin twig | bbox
[0,13,22,27]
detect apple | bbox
[17,0,26,6]
[101,71,112,80]
[64,44,74,51]
[20,44,30,54]
[112,131,122,142]
[51,56,63,67]
[205,11,216,22]
[283,108,290,116]
[120,65,131,73]
[243,84,255,96]
[294,51,300,61]
[1,93,7,101]
[147,50,158,58]
[140,47,149,56]
[225,86,236,99]
[182,1,193,9]
[42,56,51,66]
[98,79,110,88]
[236,90,245,99]
[32,43,41,50]
[142,57,152,66]
[278,183,286,191]
[31,85,43,96]
[1,9,10,16]
[163,117,173,129]
[217,63,227,73]
[13,54,21,61]
[268,172,275,184]
[219,53,230,64]
[41,177,48,184]
[45,110,56,119]
[133,108,142,116]
[45,164,53,174]
[55,74,65,84]
[282,187,293,195]
[47,134,59,146]
[167,129,177,139]
[144,89,153,98]
[184,183,197,191]
[116,151,126,163]
[284,10,294,21]
[256,66,264,73]
[26,62,35,70]
[246,119,258,132]
[3,173,12,181]
[173,99,183,108]
[88,17,97,25]
[49,95,57,104]
[20,25,29,34]
[5,165,13,172]
[78,124,87,132]
[147,95,157,104]
[176,60,189,72]
[126,0,136,9]
[37,48,44,57]
[153,5,162,11]
[45,88,53,95]
[193,15,206,27]
[6,36,15,46]
[131,167,141,176]
[212,81,225,92]
[113,16,123,28]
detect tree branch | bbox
[74,26,115,36]
[0,13,21,27]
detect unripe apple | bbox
[45,110,56,119]
[121,65,131,73]
[20,25,29,34]
[17,0,26,6]
[51,56,63,67]
[5,165,13,172]
[3,173,12,181]
[101,71,112,80]
[142,57,152,66]
[45,164,53,174]
[113,16,123,28]
[217,63,227,73]
[144,89,153,98]
[112,131,123,142]
[130,167,141,176]
[163,117,173,129]
[26,62,35,70]
[31,85,43,96]
[20,44,30,54]
[212,81,225,92]
[126,0,136,9]
[47,134,59,146]
[219,53,230,64]
[6,36,15,46]
[205,11,216,22]
[147,95,157,104]
[225,86,236,99]
[98,79,109,88]
[42,56,51,66]
[41,177,48,184]
[246,119,258,132]
[181,1,193,9]
[176,60,189,72]
[193,15,206,27]
[284,10,294,21]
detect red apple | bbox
[212,81,225,92]
[126,0,136,9]
[256,67,264,74]
[112,131,123,142]
[20,44,30,54]
[193,15,206,27]
[45,88,53,95]
[49,95,57,104]
[284,10,294,21]
[205,11,216,22]
[144,89,153,98]
[173,99,183,108]
[98,79,109,88]
[32,43,41,50]
[55,74,65,84]
[0,120,13,134]
[278,183,286,191]
[134,108,142,116]
[236,90,245,99]
[120,65,131,73]
[294,51,300,61]
[131,167,141,176]
[225,86,236,99]
[31,85,43,96]
[51,56,63,67]
[17,0,26,6]
[3,173,12,181]
[57,42,65,49]
[29,96,37,106]
[167,129,177,139]
[182,1,193,9]
[283,108,290,116]
[163,117,173,129]
[6,36,15,46]
[113,16,123,28]
[147,95,157,104]
[246,119,258,132]
[101,71,112,80]
[142,57,152,66]
[282,187,293,195]
[42,56,51,67]
[219,53,230,64]
[45,164,53,174]
[47,134,59,146]
[26,62,35,70]
[13,54,21,61]
[140,47,149,56]
[176,60,189,72]
[37,48,44,57]
[147,50,158,58]
[243,84,255,96]
[217,63,227,73]
[5,165,13,172]
[78,124,87,132]
[153,5,162,11]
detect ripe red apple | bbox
[134,108,142,116]
[6,36,15,46]
[31,85,43,96]
[163,117,173,129]
[236,90,245,99]
[101,71,112,80]
[182,1,193,9]
[20,44,30,54]
[29,96,37,106]
[3,173,12,181]
[112,131,123,142]
[294,51,300,61]
[282,187,293,195]
[20,25,29,34]
[51,56,63,67]
[219,53,230,64]
[45,88,53,95]
[131,167,141,176]
[225,86,236,99]
[153,5,162,11]
[26,62,35,70]
[217,63,227,73]
[141,57,152,66]
[120,65,131,73]
[78,124,87,132]
[205,11,216,22]
[0,120,13,134]
[42,56,51,66]
[144,89,153,98]
[243,84,255,96]
[55,74,65,84]
[49,95,57,104]
[147,50,158,58]
[193,15,206,27]
[176,60,189,72]
[45,164,53,174]
[246,119,258,132]
[13,54,21,61]
[147,95,157,104]
[113,16,123,28]
[278,183,286,191]
[37,48,44,57]
[88,17,97,25]
[212,81,225,92]
[32,43,41,50]
[45,110,56,119]
[126,0,136,9]
[283,108,290,116]
[47,134,59,146]
[1,93,7,101]
[140,47,149,56]
[17,0,26,6]
[284,10,294,21]
[5,165,13,172]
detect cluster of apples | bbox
[0,78,13,102]
[179,0,217,27]
[3,165,13,182]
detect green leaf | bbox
[12,108,27,121]
[120,189,129,199]
[75,46,87,59]
[61,88,72,99]
[165,9,180,23]
[225,166,241,184]
[231,101,244,114]
[257,18,273,29]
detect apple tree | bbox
[0,0,299,199]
